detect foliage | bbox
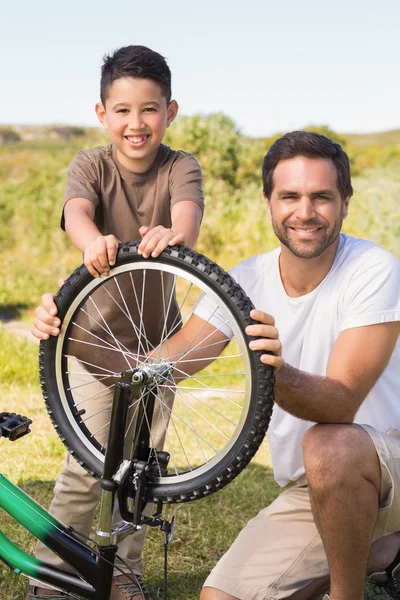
[0,126,21,145]
[0,116,399,314]
[52,125,86,140]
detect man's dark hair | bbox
[100,45,172,105]
[262,131,353,201]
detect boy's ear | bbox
[95,103,107,128]
[167,100,178,127]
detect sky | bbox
[2,0,399,137]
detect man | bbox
[33,131,400,600]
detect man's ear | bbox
[263,193,272,221]
[95,103,107,128]
[342,195,351,219]
[167,100,178,127]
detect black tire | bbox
[40,243,274,503]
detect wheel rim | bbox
[54,259,253,487]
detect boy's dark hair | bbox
[100,45,172,105]
[262,131,353,201]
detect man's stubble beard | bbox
[270,208,345,259]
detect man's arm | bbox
[268,322,399,423]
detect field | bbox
[0,118,399,598]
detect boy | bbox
[27,45,204,600]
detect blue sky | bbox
[2,0,399,137]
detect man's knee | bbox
[302,424,380,488]
[200,586,238,600]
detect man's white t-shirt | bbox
[196,234,400,486]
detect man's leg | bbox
[201,588,238,599]
[302,423,381,600]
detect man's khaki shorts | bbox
[203,425,400,600]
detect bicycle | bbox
[0,243,275,599]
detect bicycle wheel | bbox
[40,243,274,503]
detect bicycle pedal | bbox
[0,412,32,441]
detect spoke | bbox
[163,336,234,361]
[167,363,245,409]
[156,271,176,359]
[67,375,115,391]
[147,385,218,454]
[139,270,152,356]
[157,382,210,465]
[124,393,143,441]
[140,391,163,472]
[169,280,193,333]
[159,376,237,428]
[129,271,153,360]
[71,383,116,407]
[152,383,193,473]
[155,388,179,476]
[150,292,205,363]
[88,296,132,371]
[68,336,138,360]
[67,371,120,378]
[170,313,231,365]
[178,354,243,363]
[170,385,245,394]
[78,308,133,357]
[81,403,113,425]
[111,277,153,362]
[70,320,128,352]
[64,355,118,375]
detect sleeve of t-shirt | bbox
[61,151,100,230]
[169,154,205,213]
[193,263,244,339]
[340,248,400,332]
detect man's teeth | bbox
[293,228,319,232]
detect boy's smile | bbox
[95,77,178,172]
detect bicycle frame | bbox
[0,379,145,600]
[0,472,116,599]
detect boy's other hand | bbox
[138,225,185,258]
[32,293,61,340]
[84,235,120,277]
[245,309,284,370]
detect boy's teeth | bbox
[128,135,148,142]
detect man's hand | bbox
[84,235,120,277]
[32,293,61,340]
[138,226,185,258]
[246,309,284,370]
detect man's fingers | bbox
[249,338,281,354]
[249,309,275,326]
[246,324,279,339]
[260,354,284,370]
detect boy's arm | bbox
[138,200,202,258]
[64,198,119,277]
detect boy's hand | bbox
[138,226,185,258]
[32,293,61,340]
[84,235,120,277]
[245,309,284,370]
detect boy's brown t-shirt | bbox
[62,143,204,374]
